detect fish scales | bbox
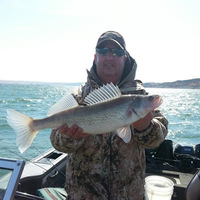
[32,96,134,134]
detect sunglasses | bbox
[96,47,125,57]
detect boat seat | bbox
[37,187,67,200]
[186,169,200,200]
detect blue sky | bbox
[0,0,199,83]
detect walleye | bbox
[7,83,163,153]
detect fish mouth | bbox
[154,95,163,108]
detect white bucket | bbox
[145,175,174,200]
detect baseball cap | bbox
[96,31,126,50]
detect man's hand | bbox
[58,124,90,139]
[131,112,153,132]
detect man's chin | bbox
[103,68,115,75]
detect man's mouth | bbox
[105,63,114,67]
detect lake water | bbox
[0,83,199,161]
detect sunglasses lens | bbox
[99,48,109,56]
[112,49,124,57]
[96,48,124,57]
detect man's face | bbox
[94,41,127,84]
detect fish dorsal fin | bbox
[47,94,79,116]
[84,83,122,105]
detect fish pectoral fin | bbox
[47,94,79,116]
[116,125,131,143]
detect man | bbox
[50,31,168,200]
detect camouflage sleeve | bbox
[50,128,86,153]
[132,109,168,148]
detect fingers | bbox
[68,125,90,139]
[58,124,69,134]
[131,112,153,132]
[58,124,89,139]
[67,125,83,138]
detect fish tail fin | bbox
[6,109,38,154]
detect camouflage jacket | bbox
[50,60,168,200]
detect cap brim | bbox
[96,39,124,49]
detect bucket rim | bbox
[145,175,174,186]
[145,175,174,193]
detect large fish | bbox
[7,83,162,153]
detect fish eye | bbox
[148,96,154,101]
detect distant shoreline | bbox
[143,78,200,89]
[1,78,200,89]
